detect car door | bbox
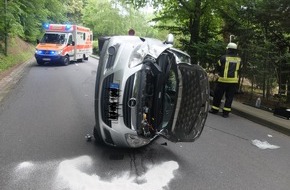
[158,54,210,143]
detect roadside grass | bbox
[0,37,35,73]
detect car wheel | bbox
[63,55,70,66]
[93,125,104,144]
[37,61,44,66]
[77,58,83,62]
[84,54,89,61]
[77,55,85,62]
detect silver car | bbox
[94,35,209,148]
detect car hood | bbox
[36,43,65,51]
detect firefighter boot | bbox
[209,107,219,114]
[222,111,230,118]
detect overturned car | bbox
[94,34,209,148]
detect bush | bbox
[0,37,34,73]
[92,41,99,55]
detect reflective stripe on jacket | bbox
[217,56,241,83]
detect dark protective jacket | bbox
[216,53,241,83]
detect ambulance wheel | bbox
[84,55,88,61]
[37,61,44,66]
[63,55,69,66]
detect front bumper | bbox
[35,54,64,64]
[96,73,152,148]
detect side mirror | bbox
[36,39,40,44]
[72,41,75,46]
[164,34,174,45]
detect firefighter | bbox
[209,42,241,118]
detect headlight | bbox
[51,50,62,55]
[125,133,150,148]
[35,50,62,55]
[129,44,148,68]
[35,50,43,54]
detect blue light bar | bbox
[36,50,60,55]
[43,23,49,30]
[65,25,72,30]
[36,50,43,54]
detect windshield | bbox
[40,33,67,44]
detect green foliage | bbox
[63,0,84,24]
[92,40,99,55]
[82,0,126,37]
[0,0,68,43]
[82,0,162,40]
[0,0,289,102]
[0,37,34,72]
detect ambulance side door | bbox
[67,34,75,58]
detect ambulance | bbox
[35,24,93,66]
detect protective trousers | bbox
[211,82,238,114]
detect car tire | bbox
[63,55,70,66]
[93,125,104,144]
[77,54,85,62]
[77,58,83,62]
[37,61,44,66]
[84,54,89,61]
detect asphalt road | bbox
[0,58,289,190]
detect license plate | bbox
[109,83,119,89]
[43,58,51,61]
[108,83,120,120]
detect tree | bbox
[125,0,228,66]
[0,0,68,43]
[82,0,127,37]
[1,0,289,103]
[64,0,85,24]
[82,0,160,38]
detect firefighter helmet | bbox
[226,42,237,49]
[227,42,238,49]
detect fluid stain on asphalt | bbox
[8,155,179,190]
[251,139,280,149]
[57,155,179,190]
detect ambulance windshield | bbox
[40,33,67,44]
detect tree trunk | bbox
[189,0,201,64]
[287,80,290,104]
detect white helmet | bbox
[226,42,237,49]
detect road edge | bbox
[0,58,35,103]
